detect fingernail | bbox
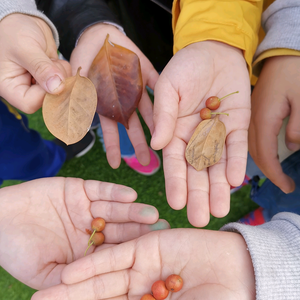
[149,220,170,231]
[46,75,62,93]
[287,142,300,152]
[120,186,135,194]
[140,206,156,216]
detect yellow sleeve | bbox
[172,0,263,78]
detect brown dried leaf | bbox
[185,115,226,171]
[42,67,97,145]
[88,34,143,129]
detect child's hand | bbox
[151,41,251,227]
[0,14,71,113]
[70,23,159,169]
[249,56,300,194]
[32,228,255,300]
[0,177,168,290]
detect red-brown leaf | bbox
[88,34,143,129]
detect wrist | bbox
[76,22,125,47]
[185,40,246,70]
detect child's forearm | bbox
[221,212,300,300]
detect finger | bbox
[84,180,137,202]
[98,115,122,169]
[32,269,130,300]
[226,128,248,187]
[138,89,154,134]
[151,75,179,150]
[126,112,151,166]
[163,137,188,210]
[15,46,68,95]
[90,201,158,223]
[138,62,158,135]
[285,101,300,151]
[1,80,47,113]
[208,147,231,219]
[62,241,135,284]
[254,111,295,194]
[101,219,170,243]
[0,59,71,113]
[219,107,249,187]
[186,166,210,227]
[145,67,159,92]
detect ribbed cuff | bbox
[221,212,300,300]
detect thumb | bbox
[17,46,67,94]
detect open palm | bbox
[70,24,159,169]
[0,177,167,290]
[32,228,255,300]
[151,41,251,227]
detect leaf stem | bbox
[88,230,96,245]
[211,112,229,116]
[84,241,94,256]
[219,91,239,101]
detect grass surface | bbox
[0,108,258,299]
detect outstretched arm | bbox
[249,0,300,194]
[0,177,169,290]
[31,212,300,300]
[150,0,262,227]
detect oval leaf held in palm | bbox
[42,67,97,145]
[185,115,226,171]
[88,34,143,129]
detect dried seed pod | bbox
[185,115,226,171]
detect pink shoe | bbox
[230,174,251,194]
[239,207,266,226]
[122,147,161,175]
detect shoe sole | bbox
[75,130,96,158]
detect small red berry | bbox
[200,107,229,120]
[91,232,105,246]
[200,107,212,119]
[205,96,221,110]
[91,217,106,232]
[151,280,169,300]
[84,232,105,256]
[140,294,156,300]
[165,274,183,292]
[205,91,239,110]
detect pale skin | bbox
[0,14,251,227]
[31,228,255,300]
[151,41,251,227]
[70,23,159,169]
[0,15,158,169]
[0,14,71,113]
[0,177,169,290]
[249,55,300,194]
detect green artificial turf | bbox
[0,108,259,299]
